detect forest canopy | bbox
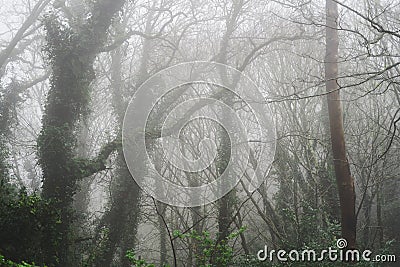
[0,0,399,266]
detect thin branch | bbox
[0,0,51,69]
[152,197,177,267]
[332,0,400,39]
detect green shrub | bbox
[0,187,58,265]
[0,254,45,267]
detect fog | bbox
[0,0,399,266]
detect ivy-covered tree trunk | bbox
[0,82,28,187]
[0,86,11,182]
[92,17,145,264]
[37,0,125,265]
[212,98,235,265]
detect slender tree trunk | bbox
[213,99,235,265]
[94,46,141,267]
[325,0,356,249]
[376,183,383,249]
[188,173,203,266]
[362,192,371,247]
[157,202,168,266]
[235,212,249,254]
[94,9,157,264]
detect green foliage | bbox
[125,250,156,267]
[0,254,45,267]
[233,237,394,267]
[83,226,110,267]
[173,226,247,266]
[0,187,58,266]
[276,201,341,251]
[233,257,383,267]
[125,227,246,267]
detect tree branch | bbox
[74,137,121,179]
[0,0,51,69]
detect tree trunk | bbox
[38,0,125,265]
[157,203,168,266]
[325,0,356,250]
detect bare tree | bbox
[325,0,356,249]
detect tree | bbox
[37,0,126,265]
[325,0,356,250]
